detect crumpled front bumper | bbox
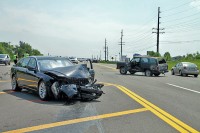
[58,83,104,100]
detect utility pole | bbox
[152,7,165,54]
[104,38,107,61]
[107,46,108,61]
[100,50,101,60]
[119,29,125,61]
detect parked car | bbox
[0,54,11,65]
[116,56,168,76]
[171,62,199,77]
[11,56,104,101]
[69,57,78,64]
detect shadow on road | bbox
[3,89,100,106]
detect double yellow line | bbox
[104,83,198,133]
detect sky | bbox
[0,0,200,59]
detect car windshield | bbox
[38,58,73,70]
[183,63,197,67]
[0,55,6,58]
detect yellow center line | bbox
[95,64,117,71]
[3,108,148,133]
[0,91,13,95]
[0,80,11,83]
[104,83,198,133]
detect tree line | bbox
[147,51,200,61]
[0,41,42,60]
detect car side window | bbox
[132,58,140,63]
[21,58,30,68]
[27,58,37,69]
[141,58,148,63]
[149,58,157,64]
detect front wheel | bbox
[129,71,135,74]
[120,67,127,75]
[11,76,22,91]
[38,81,49,101]
[171,70,174,75]
[145,70,152,77]
[154,73,160,77]
[194,74,198,78]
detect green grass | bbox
[167,59,200,70]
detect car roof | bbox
[181,62,195,64]
[28,56,69,60]
[133,55,159,59]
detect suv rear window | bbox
[158,58,166,64]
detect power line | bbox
[163,11,200,23]
[162,0,196,12]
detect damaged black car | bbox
[10,56,104,101]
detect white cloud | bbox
[190,0,200,10]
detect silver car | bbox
[0,54,11,65]
[171,62,199,77]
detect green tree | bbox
[147,51,161,57]
[164,52,171,61]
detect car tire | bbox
[11,76,22,91]
[154,73,160,76]
[38,81,49,101]
[194,74,198,78]
[179,70,183,76]
[182,73,187,77]
[129,71,135,74]
[145,70,152,77]
[171,70,174,75]
[120,67,127,75]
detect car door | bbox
[25,58,40,91]
[140,57,149,71]
[13,59,24,86]
[18,57,31,87]
[174,63,179,74]
[131,57,141,71]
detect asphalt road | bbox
[0,63,199,133]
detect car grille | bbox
[65,78,89,86]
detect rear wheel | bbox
[120,67,127,75]
[194,74,198,78]
[11,76,22,91]
[145,70,152,77]
[38,81,49,101]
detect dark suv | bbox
[0,54,11,65]
[116,56,168,76]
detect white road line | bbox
[166,83,200,94]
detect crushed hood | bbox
[44,64,91,78]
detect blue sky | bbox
[0,0,200,59]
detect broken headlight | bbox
[51,81,60,99]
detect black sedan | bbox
[11,56,104,101]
